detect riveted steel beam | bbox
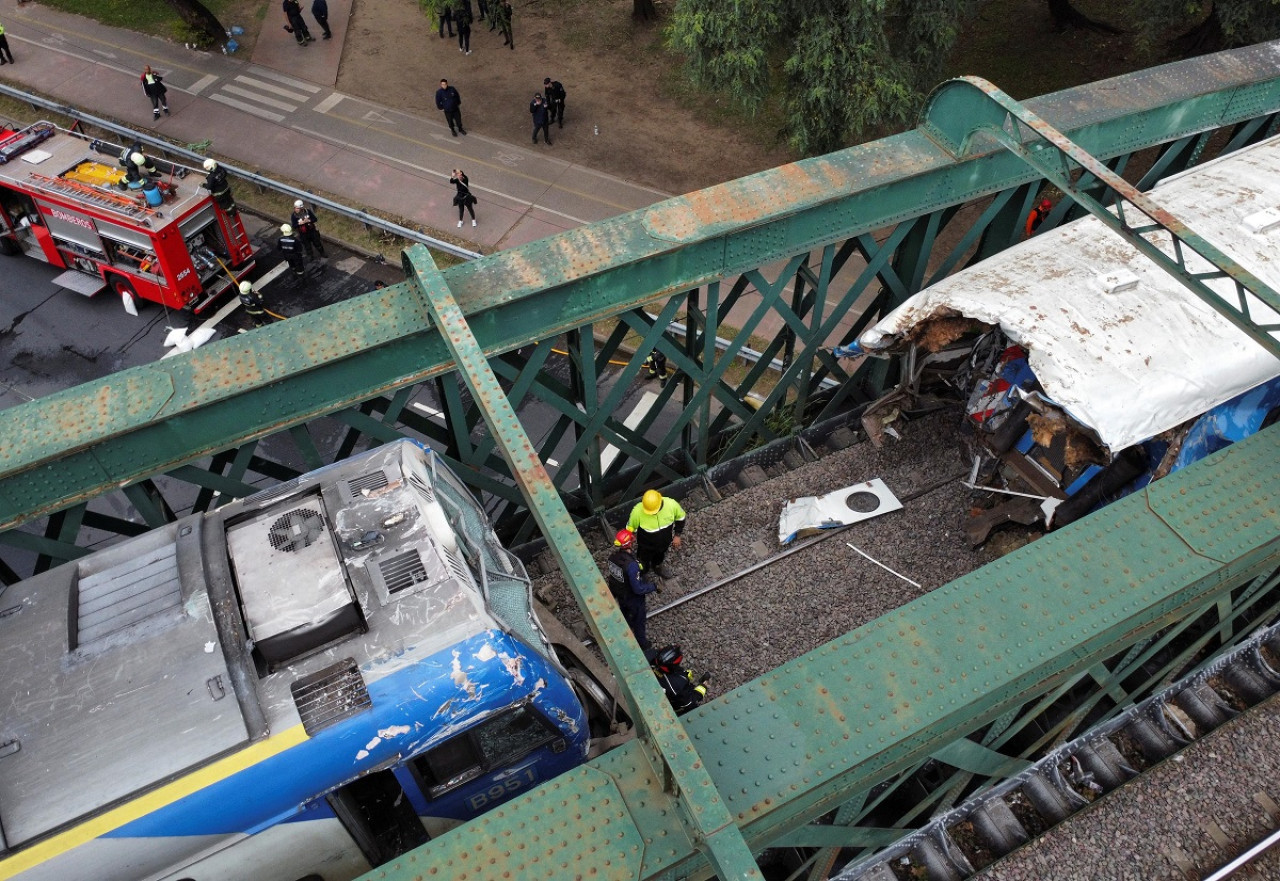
[4,48,1280,535]
[922,75,1280,359]
[401,245,764,881]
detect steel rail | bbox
[0,83,482,260]
[1202,827,1280,881]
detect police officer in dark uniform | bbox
[543,77,566,128]
[278,223,307,281]
[605,529,658,649]
[290,199,326,259]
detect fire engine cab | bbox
[0,121,255,314]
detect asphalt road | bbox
[0,216,400,414]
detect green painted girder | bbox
[360,416,1280,881]
[403,245,764,881]
[4,51,1280,533]
[923,76,1280,359]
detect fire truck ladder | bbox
[28,173,156,225]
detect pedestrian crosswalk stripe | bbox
[208,93,286,122]
[222,85,300,113]
[247,67,322,93]
[233,75,312,103]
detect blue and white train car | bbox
[0,440,616,881]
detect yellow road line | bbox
[0,725,309,879]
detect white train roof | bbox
[859,135,1280,453]
[0,441,528,850]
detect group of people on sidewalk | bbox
[281,0,332,45]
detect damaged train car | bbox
[0,440,625,881]
[857,134,1280,545]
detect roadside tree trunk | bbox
[634,0,658,21]
[163,0,227,48]
[1171,4,1224,56]
[1047,0,1122,33]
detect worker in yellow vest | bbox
[626,489,686,579]
[0,22,14,65]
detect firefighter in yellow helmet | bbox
[626,489,686,579]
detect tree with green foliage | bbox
[667,0,975,156]
[1132,0,1280,57]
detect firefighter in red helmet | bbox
[1025,197,1053,238]
[604,528,658,650]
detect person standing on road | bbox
[543,77,566,128]
[450,168,477,228]
[278,223,308,282]
[496,0,514,49]
[435,79,466,136]
[438,4,454,38]
[0,22,15,65]
[140,66,169,118]
[456,4,472,54]
[238,281,273,329]
[627,489,686,579]
[530,93,552,145]
[605,529,658,650]
[311,0,332,38]
[290,200,327,259]
[282,0,313,45]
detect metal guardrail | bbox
[0,82,483,261]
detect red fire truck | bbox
[0,121,255,314]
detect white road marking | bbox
[208,94,286,122]
[188,74,219,96]
[411,402,444,419]
[600,390,659,472]
[233,75,312,103]
[313,93,345,114]
[245,67,321,92]
[221,85,299,113]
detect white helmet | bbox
[239,280,253,294]
[130,152,146,166]
[294,199,304,209]
[280,223,293,235]
[203,158,217,171]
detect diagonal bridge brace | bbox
[401,245,764,881]
[921,75,1280,361]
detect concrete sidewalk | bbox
[0,0,670,252]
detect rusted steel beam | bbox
[922,76,1280,360]
[401,245,765,881]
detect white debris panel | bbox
[778,479,902,544]
[859,134,1280,454]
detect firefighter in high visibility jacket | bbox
[605,529,658,650]
[626,489,686,579]
[649,645,709,715]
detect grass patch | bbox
[34,0,264,51]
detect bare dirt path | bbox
[335,0,793,196]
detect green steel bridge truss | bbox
[3,43,1280,880]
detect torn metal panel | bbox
[778,479,903,544]
[861,133,1280,455]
